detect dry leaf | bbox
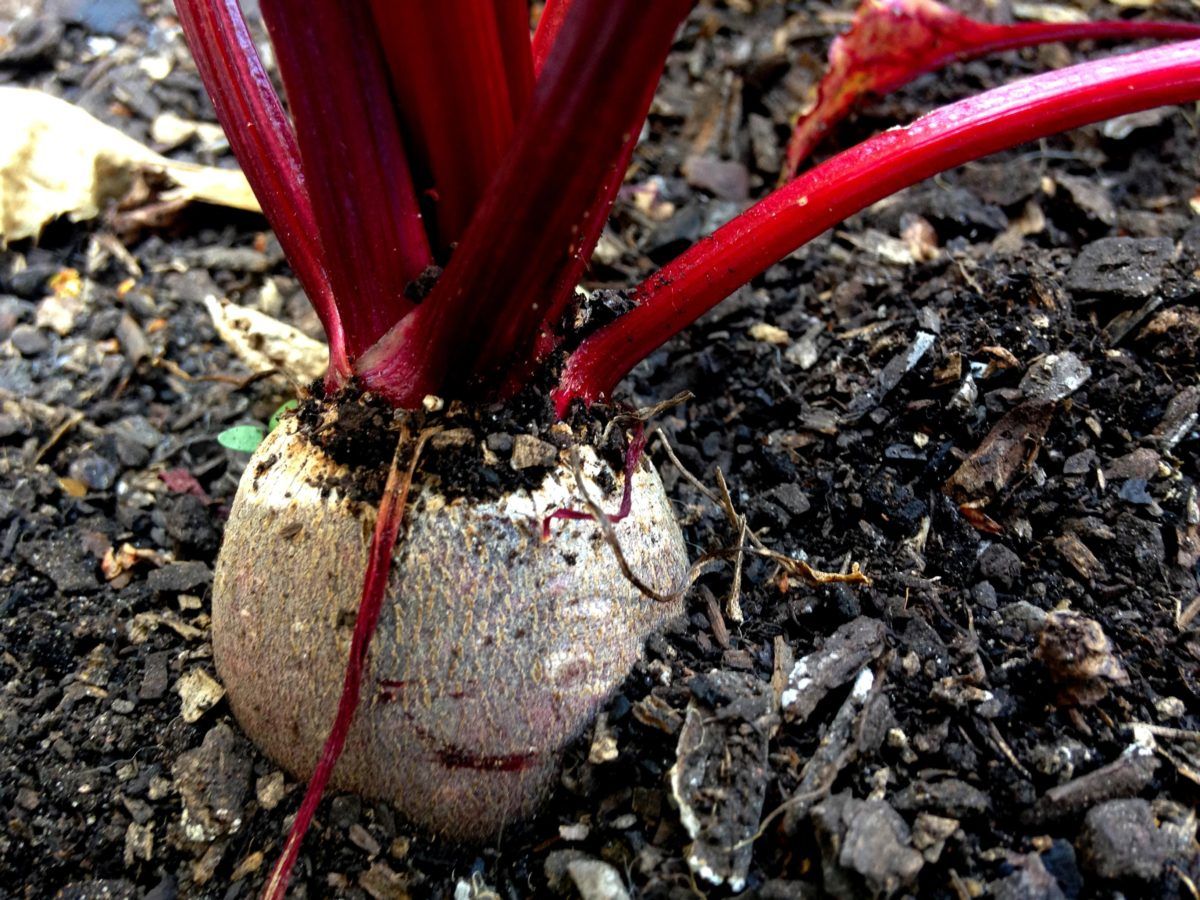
[0,87,258,244]
[944,400,1055,504]
[204,296,328,383]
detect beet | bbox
[212,415,688,839]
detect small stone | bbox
[151,110,200,148]
[148,561,212,594]
[9,323,48,355]
[140,652,170,701]
[68,453,118,491]
[567,858,632,900]
[175,668,225,723]
[765,483,811,518]
[20,537,99,593]
[1062,449,1096,476]
[894,779,989,818]
[16,787,39,810]
[911,813,959,863]
[559,822,590,841]
[588,715,618,764]
[1104,447,1161,481]
[748,322,790,345]
[988,852,1067,900]
[172,723,251,843]
[811,795,924,897]
[349,823,381,856]
[123,821,154,866]
[1066,237,1173,300]
[682,155,750,201]
[1019,352,1091,403]
[49,0,145,36]
[997,601,1046,637]
[510,434,558,469]
[256,771,286,810]
[358,861,409,900]
[1078,799,1172,883]
[977,543,1021,589]
[1154,696,1185,720]
[35,293,83,335]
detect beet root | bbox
[212,417,688,840]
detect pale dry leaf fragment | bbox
[203,296,328,383]
[0,87,258,244]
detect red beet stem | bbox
[370,0,522,252]
[259,0,431,360]
[261,431,421,900]
[495,0,535,124]
[173,0,349,381]
[511,64,666,388]
[356,0,694,408]
[531,0,571,75]
[553,40,1200,414]
[785,0,1200,174]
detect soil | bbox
[2,1,1199,898]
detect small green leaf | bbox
[269,399,300,432]
[218,425,265,453]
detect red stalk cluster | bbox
[177,0,1200,419]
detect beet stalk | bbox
[554,40,1200,412]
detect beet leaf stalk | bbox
[553,40,1200,414]
[369,0,530,252]
[784,0,1200,175]
[260,0,432,358]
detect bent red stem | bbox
[261,0,431,359]
[543,422,646,539]
[173,0,349,381]
[785,0,1200,175]
[261,429,423,900]
[554,40,1200,414]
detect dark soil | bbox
[2,1,1199,898]
[289,380,629,506]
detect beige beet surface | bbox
[212,417,689,840]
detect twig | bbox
[653,427,872,589]
[1177,594,1200,631]
[32,411,84,464]
[1123,722,1200,742]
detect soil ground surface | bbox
[2,0,1199,898]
